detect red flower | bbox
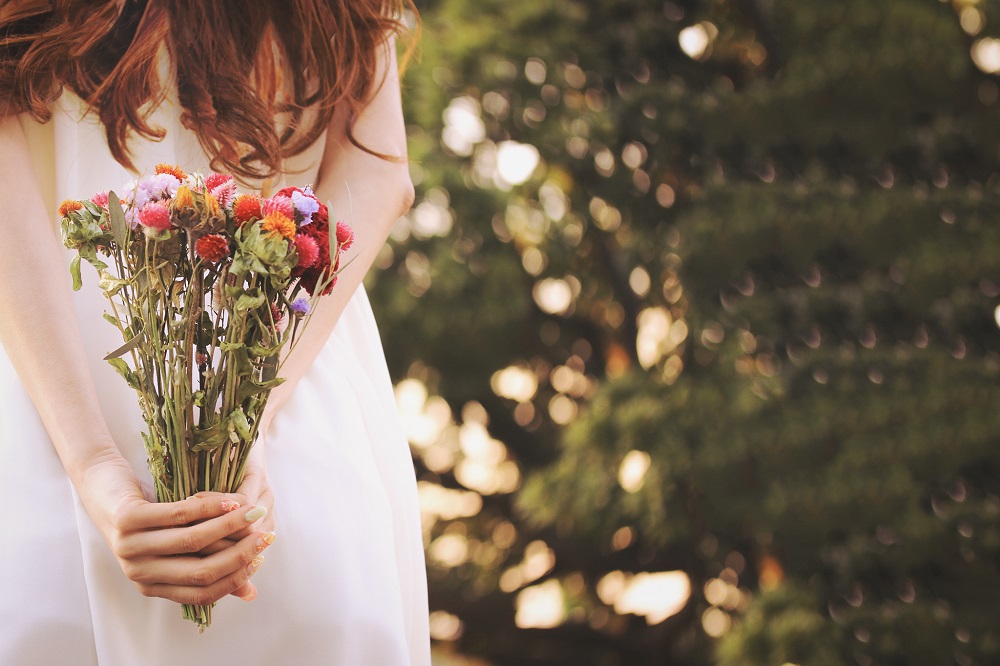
[195,234,230,263]
[232,194,262,226]
[271,303,285,331]
[297,228,338,295]
[335,220,354,250]
[293,233,319,268]
[313,201,329,232]
[138,202,171,230]
[90,192,109,208]
[310,230,331,271]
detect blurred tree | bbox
[369,0,1000,663]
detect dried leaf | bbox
[104,332,141,360]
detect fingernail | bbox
[220,500,231,511]
[228,502,241,512]
[255,532,277,553]
[246,555,265,575]
[239,583,258,602]
[245,506,267,523]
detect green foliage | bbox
[371,0,1000,662]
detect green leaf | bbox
[107,191,128,247]
[230,408,252,443]
[248,344,282,358]
[235,292,266,312]
[106,358,139,390]
[235,376,285,405]
[70,255,82,291]
[192,421,229,452]
[102,312,120,328]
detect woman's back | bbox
[0,3,428,664]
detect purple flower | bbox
[290,298,311,315]
[291,190,320,225]
[149,173,181,200]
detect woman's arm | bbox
[0,115,271,604]
[257,36,414,437]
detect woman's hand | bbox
[76,448,274,605]
[193,445,276,600]
[1,116,274,605]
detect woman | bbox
[0,1,429,664]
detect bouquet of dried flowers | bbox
[58,164,353,629]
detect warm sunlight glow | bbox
[429,532,469,568]
[618,450,652,493]
[497,141,541,186]
[637,307,688,368]
[598,571,691,625]
[515,580,565,629]
[428,610,464,642]
[394,379,452,449]
[442,96,486,156]
[702,607,732,637]
[679,23,717,60]
[491,365,538,402]
[972,38,1000,74]
[533,278,573,315]
[618,572,691,624]
[411,200,453,239]
[418,482,483,522]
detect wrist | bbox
[60,430,125,489]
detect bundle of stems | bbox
[61,177,346,629]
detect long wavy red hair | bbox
[0,0,414,179]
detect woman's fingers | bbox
[117,494,242,531]
[118,503,269,558]
[132,543,270,606]
[197,538,237,557]
[231,581,258,602]
[124,531,275,587]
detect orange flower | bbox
[155,163,187,181]
[58,199,83,217]
[233,194,263,226]
[173,185,195,210]
[204,192,222,219]
[261,211,296,239]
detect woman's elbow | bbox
[398,171,415,217]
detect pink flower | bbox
[262,194,294,220]
[335,220,354,251]
[138,202,171,230]
[293,234,319,268]
[205,173,232,191]
[204,173,236,209]
[210,180,237,209]
[90,191,109,208]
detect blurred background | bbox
[368,0,1000,663]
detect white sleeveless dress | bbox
[0,91,430,665]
